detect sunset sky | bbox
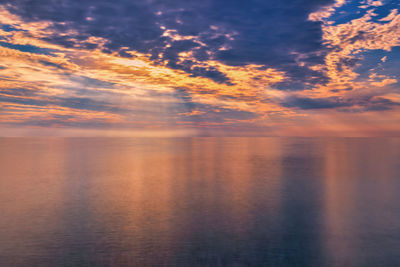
[0,0,399,136]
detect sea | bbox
[1,137,400,266]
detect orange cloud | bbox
[0,3,400,136]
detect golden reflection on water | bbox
[322,139,400,266]
[1,137,400,266]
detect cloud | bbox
[0,87,37,96]
[354,96,400,112]
[0,41,57,55]
[4,114,119,128]
[0,24,26,32]
[38,60,66,70]
[0,95,125,113]
[0,0,335,85]
[282,96,352,109]
[282,95,400,112]
[0,0,400,136]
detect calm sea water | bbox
[1,137,400,267]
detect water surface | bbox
[1,137,400,266]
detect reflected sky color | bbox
[1,137,400,266]
[0,0,399,136]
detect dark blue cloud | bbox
[0,24,26,32]
[0,0,334,86]
[359,97,400,112]
[0,95,125,113]
[0,95,48,106]
[7,115,116,128]
[282,95,400,111]
[0,87,37,97]
[39,60,66,70]
[0,41,57,55]
[282,96,353,109]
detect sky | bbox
[0,0,399,137]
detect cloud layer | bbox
[0,0,399,136]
